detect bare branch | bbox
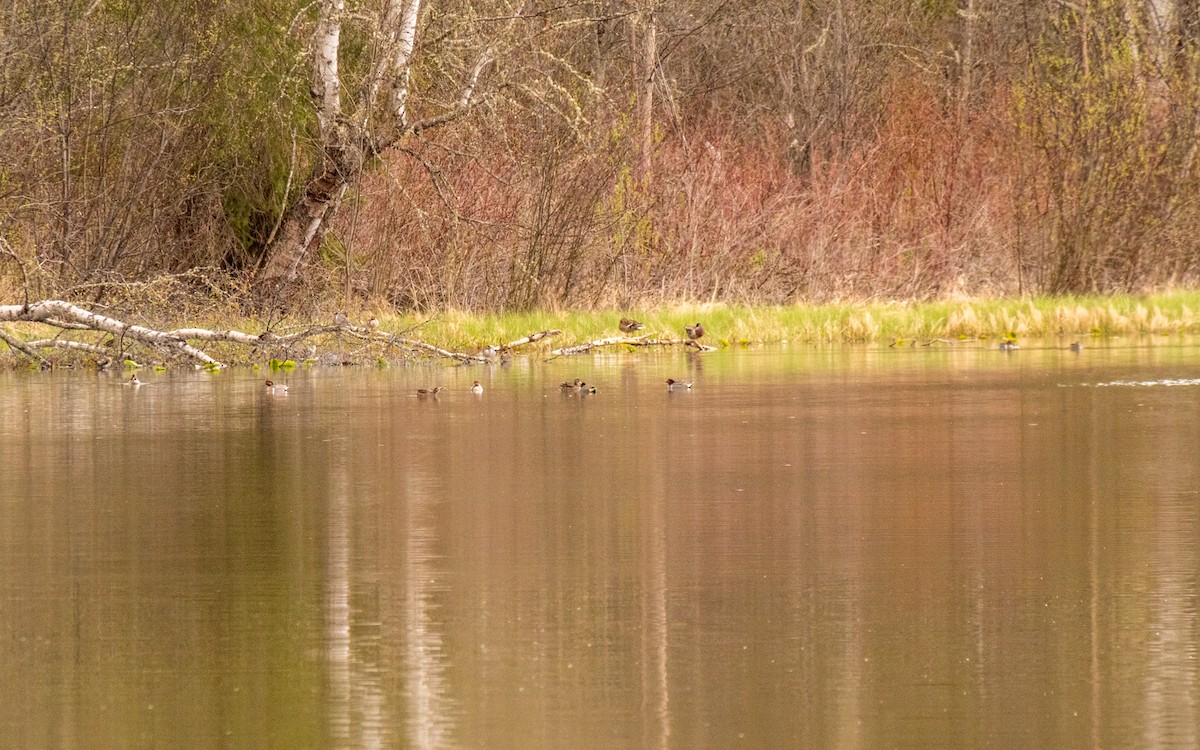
[1,301,562,368]
[1,300,225,367]
[24,339,111,357]
[265,130,299,247]
[0,327,50,364]
[549,335,711,357]
[504,329,560,348]
[0,238,32,307]
[400,46,495,139]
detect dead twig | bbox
[548,334,713,358]
[504,329,561,348]
[0,327,50,365]
[1,299,564,368]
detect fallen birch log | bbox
[2,300,223,366]
[549,335,714,357]
[1,300,563,368]
[25,339,113,357]
[389,335,489,363]
[0,327,49,364]
[503,329,561,348]
[342,327,562,363]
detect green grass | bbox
[362,292,1200,350]
[5,292,1200,370]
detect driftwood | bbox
[339,326,562,363]
[2,300,223,366]
[503,329,560,348]
[0,327,49,365]
[0,300,561,369]
[549,335,715,358]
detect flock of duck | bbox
[409,376,692,397]
[407,318,705,397]
[117,316,1082,394]
[121,317,708,396]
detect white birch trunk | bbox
[391,0,422,127]
[314,0,345,133]
[251,0,492,307]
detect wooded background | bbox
[3,0,1200,312]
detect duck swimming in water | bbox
[665,378,692,391]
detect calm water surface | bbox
[1,341,1198,749]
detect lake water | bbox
[1,341,1198,749]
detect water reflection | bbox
[0,342,1198,749]
[401,467,456,750]
[643,473,670,750]
[1139,487,1199,749]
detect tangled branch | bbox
[0,300,560,368]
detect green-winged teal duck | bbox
[619,318,645,334]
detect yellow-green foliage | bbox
[356,291,1200,349]
[4,293,1200,372]
[1012,0,1183,293]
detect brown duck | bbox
[619,318,645,334]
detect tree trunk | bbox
[252,182,349,309]
[247,0,498,311]
[251,0,358,309]
[633,4,657,183]
[959,0,976,116]
[252,140,361,308]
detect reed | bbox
[359,292,1200,350]
[5,292,1200,371]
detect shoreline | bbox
[364,291,1200,350]
[3,292,1200,370]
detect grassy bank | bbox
[4,292,1200,370]
[378,292,1200,350]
